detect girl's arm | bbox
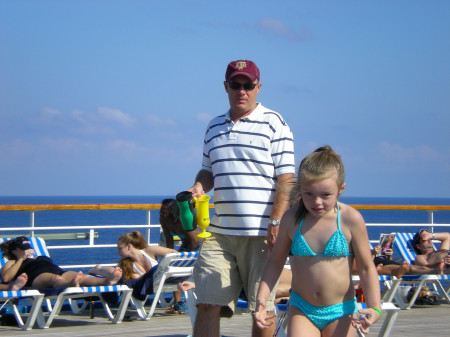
[254,209,293,328]
[349,208,381,332]
[184,230,199,251]
[161,222,175,249]
[144,245,177,259]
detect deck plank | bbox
[0,303,449,336]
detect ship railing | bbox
[0,203,449,270]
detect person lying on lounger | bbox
[87,231,182,308]
[351,244,438,279]
[413,230,450,274]
[1,237,122,288]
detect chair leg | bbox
[146,276,167,320]
[130,296,148,320]
[42,293,67,329]
[377,309,399,337]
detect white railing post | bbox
[89,229,95,246]
[428,210,434,233]
[30,211,35,237]
[146,210,151,243]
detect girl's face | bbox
[117,242,131,258]
[300,174,345,217]
[159,205,169,218]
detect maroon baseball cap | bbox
[225,60,260,82]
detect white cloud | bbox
[42,107,62,118]
[97,107,136,127]
[146,114,176,127]
[0,139,34,166]
[374,142,448,171]
[258,18,312,42]
[195,112,213,124]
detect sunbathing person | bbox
[1,237,122,288]
[352,244,437,279]
[413,229,450,274]
[0,272,28,291]
[88,231,177,302]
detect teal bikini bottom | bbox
[290,291,357,330]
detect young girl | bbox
[89,231,177,280]
[254,146,381,336]
[88,231,190,313]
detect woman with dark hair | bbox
[1,237,122,288]
[159,199,203,252]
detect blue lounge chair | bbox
[391,232,450,309]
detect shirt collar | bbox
[225,103,262,122]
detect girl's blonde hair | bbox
[291,145,345,223]
[117,231,147,250]
[118,258,135,282]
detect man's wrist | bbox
[268,219,280,227]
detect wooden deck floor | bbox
[1,302,449,337]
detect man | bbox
[187,60,295,337]
[413,229,450,273]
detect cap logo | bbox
[235,61,247,71]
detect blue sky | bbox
[0,0,449,198]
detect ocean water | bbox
[0,195,449,270]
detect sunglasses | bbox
[414,229,428,244]
[228,81,258,91]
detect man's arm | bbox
[434,232,450,251]
[190,169,214,196]
[267,173,295,248]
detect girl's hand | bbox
[351,308,380,334]
[253,300,276,329]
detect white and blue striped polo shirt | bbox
[201,103,295,236]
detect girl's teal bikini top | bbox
[291,202,352,257]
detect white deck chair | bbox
[390,232,450,309]
[0,237,132,328]
[130,250,198,320]
[0,289,44,330]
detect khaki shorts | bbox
[193,233,277,314]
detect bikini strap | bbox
[336,201,341,230]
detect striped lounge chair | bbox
[130,250,198,320]
[0,237,132,328]
[390,232,450,309]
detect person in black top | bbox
[1,237,122,288]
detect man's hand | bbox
[267,224,279,249]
